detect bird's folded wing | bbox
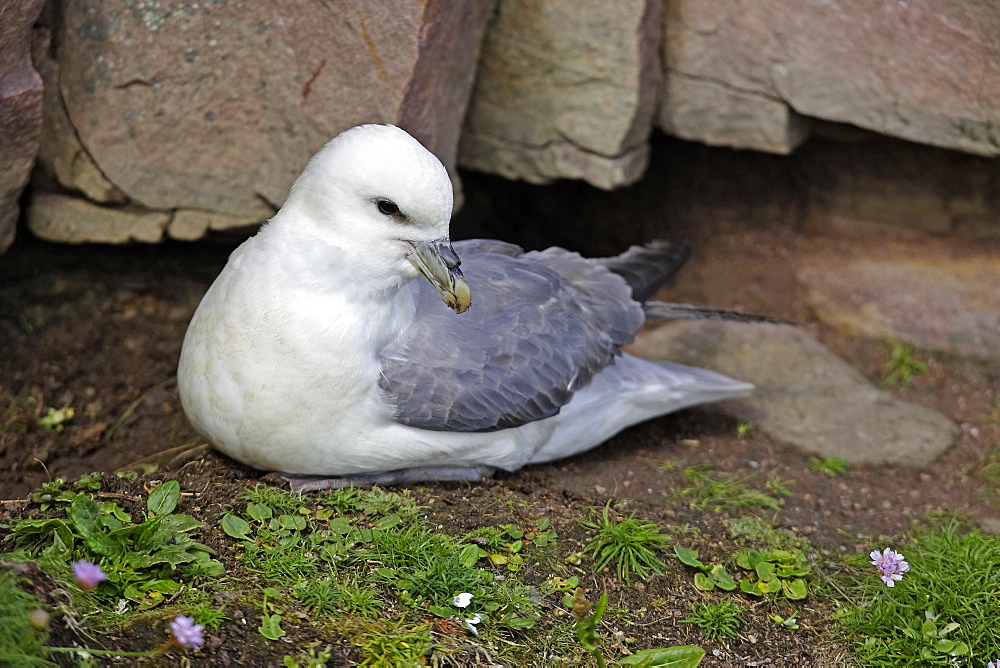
[377,241,643,432]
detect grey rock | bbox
[0,0,46,253]
[630,321,959,467]
[662,0,1000,156]
[799,255,1000,361]
[460,0,662,189]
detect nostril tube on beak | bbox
[440,243,461,270]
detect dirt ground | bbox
[1,138,998,665]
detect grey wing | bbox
[377,242,644,432]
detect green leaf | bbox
[673,545,704,569]
[221,513,252,540]
[68,494,102,537]
[278,514,307,531]
[537,516,551,531]
[458,543,486,568]
[144,579,184,595]
[147,480,181,515]
[693,573,715,591]
[501,616,535,629]
[192,559,226,576]
[162,514,204,533]
[949,641,970,656]
[84,532,124,558]
[709,565,737,591]
[782,578,808,600]
[505,526,524,539]
[259,612,286,640]
[619,645,706,667]
[740,578,763,596]
[933,639,956,653]
[576,591,608,652]
[755,561,775,580]
[246,502,272,521]
[427,604,453,618]
[329,517,352,534]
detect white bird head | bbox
[275,124,470,313]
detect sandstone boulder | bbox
[31,0,495,242]
[459,0,662,189]
[661,0,1000,156]
[0,0,45,252]
[799,254,1000,361]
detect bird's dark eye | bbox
[375,199,400,216]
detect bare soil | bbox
[2,144,998,665]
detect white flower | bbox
[461,612,484,636]
[452,592,473,608]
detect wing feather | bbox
[377,241,643,431]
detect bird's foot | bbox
[280,465,499,493]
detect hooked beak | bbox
[405,239,471,314]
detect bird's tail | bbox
[643,301,787,324]
[595,240,691,302]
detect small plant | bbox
[721,517,806,553]
[297,576,381,616]
[258,588,286,641]
[352,622,432,667]
[8,480,224,609]
[579,503,670,584]
[880,339,928,388]
[283,646,333,668]
[674,546,737,592]
[736,420,754,438]
[900,611,970,662]
[464,518,558,572]
[765,474,795,498]
[0,569,52,667]
[734,549,809,600]
[809,456,849,477]
[681,599,745,640]
[38,406,74,432]
[569,588,705,668]
[665,464,782,513]
[832,523,1000,664]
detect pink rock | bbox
[36,0,495,241]
[0,0,45,253]
[662,0,1000,156]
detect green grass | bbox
[353,621,432,667]
[7,478,224,609]
[831,522,1000,665]
[579,502,671,584]
[880,339,929,388]
[663,463,783,514]
[809,456,850,477]
[0,570,54,667]
[681,599,745,640]
[721,516,807,552]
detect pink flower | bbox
[72,560,107,590]
[869,547,910,587]
[169,614,205,651]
